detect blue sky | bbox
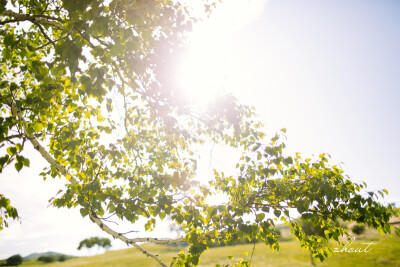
[1,0,400,259]
[234,0,400,200]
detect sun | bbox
[176,37,229,107]
[175,0,269,108]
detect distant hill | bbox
[23,251,74,261]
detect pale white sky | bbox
[1,0,400,259]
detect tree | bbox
[77,236,112,253]
[4,254,23,266]
[351,224,366,235]
[37,255,56,263]
[0,1,399,266]
[57,255,68,262]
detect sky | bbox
[1,0,400,259]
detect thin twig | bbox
[118,230,139,235]
[34,22,56,47]
[35,30,71,50]
[250,241,256,264]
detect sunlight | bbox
[176,0,269,107]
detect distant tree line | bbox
[0,253,73,266]
[37,254,71,263]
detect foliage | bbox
[0,194,19,231]
[351,224,366,235]
[57,255,67,262]
[298,218,344,238]
[298,220,325,237]
[78,237,112,250]
[298,218,331,265]
[0,0,399,266]
[37,255,56,263]
[35,254,71,263]
[4,254,22,266]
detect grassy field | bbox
[20,234,400,267]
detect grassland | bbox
[20,234,400,267]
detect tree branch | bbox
[33,22,55,47]
[7,97,74,184]
[1,10,65,30]
[34,30,71,50]
[0,19,26,25]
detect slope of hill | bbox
[20,234,400,267]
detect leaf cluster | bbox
[0,194,19,231]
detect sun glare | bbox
[176,39,228,107]
[176,0,269,107]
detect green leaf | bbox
[26,125,35,136]
[33,123,44,132]
[80,208,89,218]
[7,147,17,156]
[256,213,265,222]
[395,228,400,237]
[15,162,23,172]
[23,158,30,167]
[15,144,23,152]
[10,82,18,91]
[274,210,281,218]
[0,0,6,13]
[2,48,11,60]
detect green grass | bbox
[21,235,400,267]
